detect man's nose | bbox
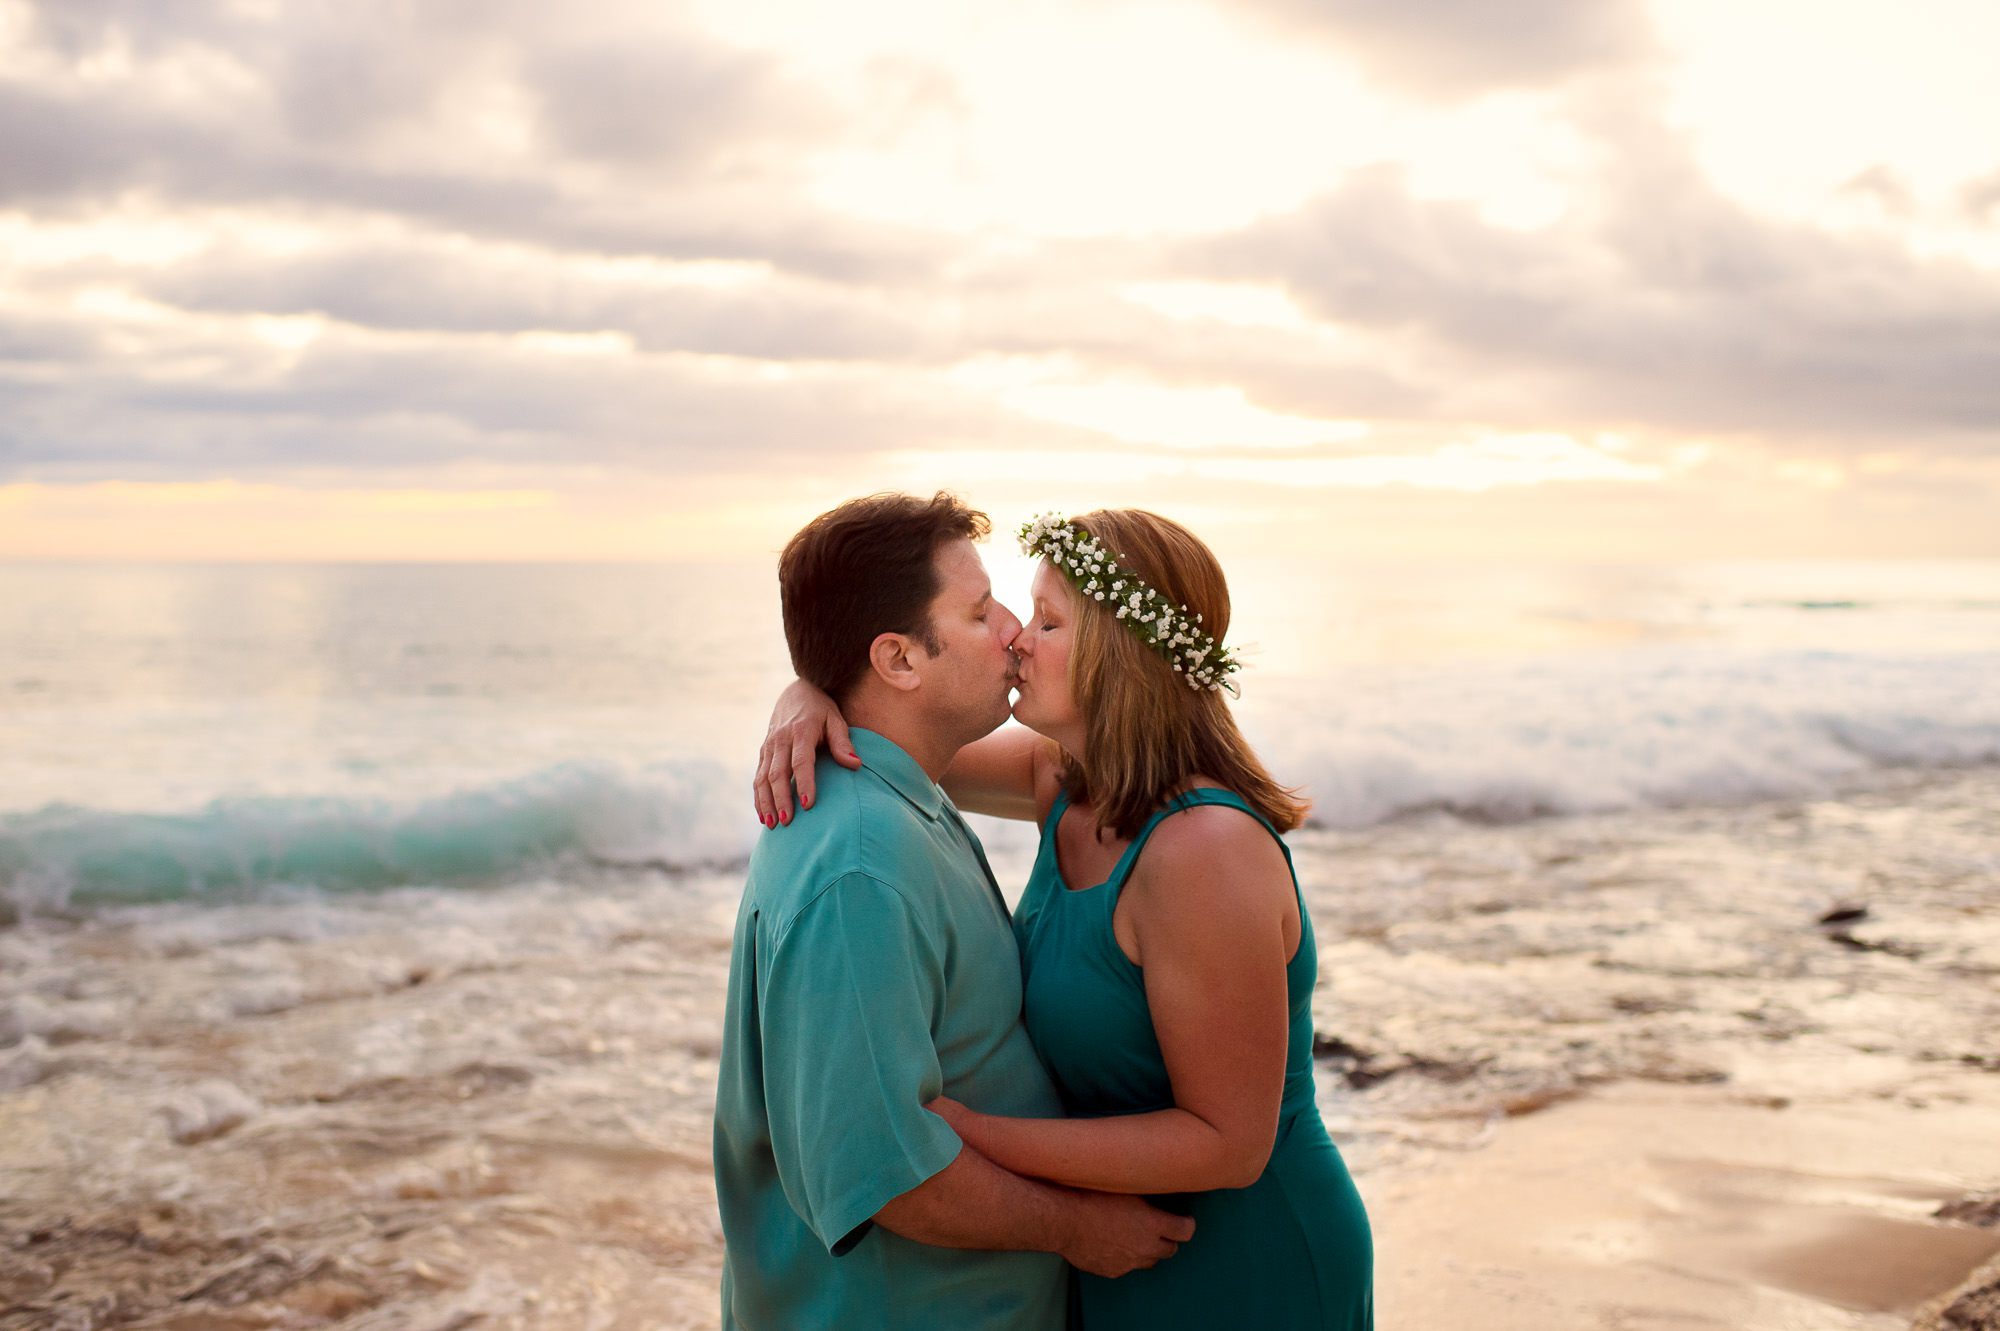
[995,601,1024,644]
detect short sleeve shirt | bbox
[713,728,1066,1330]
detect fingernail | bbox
[802,796,813,810]
[761,815,772,828]
[779,811,790,826]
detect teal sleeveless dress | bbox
[1013,788,1374,1329]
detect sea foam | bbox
[1260,647,2000,828]
[1,758,746,913]
[5,649,1997,914]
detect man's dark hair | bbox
[779,491,991,702]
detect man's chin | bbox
[982,687,1013,719]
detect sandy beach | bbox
[5,766,1998,1329]
[1374,1082,2000,1330]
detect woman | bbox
[756,509,1372,1328]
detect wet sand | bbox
[4,768,1998,1328]
[1373,1081,2000,1330]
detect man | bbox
[714,492,1192,1328]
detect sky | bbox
[2,0,1998,561]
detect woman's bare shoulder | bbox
[1147,800,1284,860]
[1129,791,1291,913]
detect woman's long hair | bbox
[1056,509,1309,840]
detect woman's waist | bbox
[1064,1087,1328,1111]
[1033,1054,1320,1129]
[1130,1111,1343,1216]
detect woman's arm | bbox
[753,679,860,827]
[940,727,1061,822]
[933,810,1296,1193]
[752,680,1060,825]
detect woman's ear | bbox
[867,632,922,692]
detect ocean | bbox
[3,557,1997,1327]
[3,557,1996,913]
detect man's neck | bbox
[842,695,960,783]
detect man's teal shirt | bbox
[713,728,1066,1329]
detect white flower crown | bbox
[1016,513,1242,696]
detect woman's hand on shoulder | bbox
[753,678,858,827]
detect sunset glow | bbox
[3,0,1996,560]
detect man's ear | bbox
[867,632,923,693]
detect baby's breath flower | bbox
[1015,513,1242,697]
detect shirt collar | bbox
[849,727,945,823]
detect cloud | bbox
[114,238,939,362]
[1178,99,2000,449]
[0,307,103,364]
[18,0,245,59]
[523,38,822,169]
[0,5,952,283]
[1225,0,1653,99]
[1962,169,2000,223]
[0,313,1117,484]
[945,272,1440,421]
[1838,164,1913,216]
[5,0,1996,557]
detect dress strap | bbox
[1105,787,1295,898]
[1041,787,1073,849]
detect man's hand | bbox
[872,1133,1192,1275]
[753,678,859,827]
[1059,1190,1196,1279]
[925,1094,1194,1277]
[925,1094,973,1133]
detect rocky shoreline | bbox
[4,767,1998,1328]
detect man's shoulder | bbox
[778,752,929,855]
[743,758,931,926]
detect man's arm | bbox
[758,873,1188,1271]
[872,1140,1194,1278]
